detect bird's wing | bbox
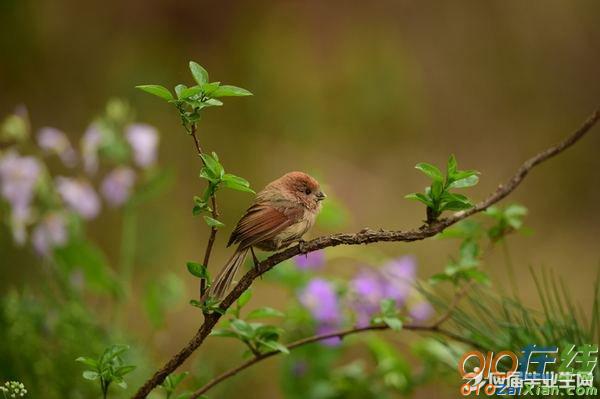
[227,202,303,249]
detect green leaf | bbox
[189,61,209,85]
[210,328,239,338]
[211,85,253,97]
[463,269,491,285]
[116,365,136,377]
[429,273,452,284]
[204,98,223,107]
[115,378,128,389]
[201,82,221,96]
[430,180,443,199]
[230,319,255,339]
[186,261,208,280]
[246,307,285,319]
[82,370,99,380]
[199,153,224,180]
[448,175,479,189]
[380,298,397,316]
[175,84,188,98]
[415,162,444,182]
[237,289,252,308]
[76,356,98,368]
[180,85,203,99]
[447,154,458,177]
[260,340,290,354]
[222,173,255,193]
[203,216,225,228]
[383,317,403,331]
[404,193,433,208]
[136,85,174,101]
[441,201,473,211]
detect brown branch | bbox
[189,124,219,299]
[132,108,600,399]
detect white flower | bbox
[126,123,159,168]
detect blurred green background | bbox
[1,1,599,398]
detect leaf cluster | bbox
[211,290,289,356]
[405,155,479,222]
[136,61,252,132]
[193,151,254,228]
[76,344,136,397]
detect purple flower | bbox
[126,124,159,168]
[349,270,386,327]
[32,212,68,256]
[0,151,41,244]
[409,301,434,323]
[299,278,341,323]
[299,278,343,346]
[349,256,418,327]
[56,177,100,219]
[316,324,342,346]
[80,123,103,175]
[294,250,325,270]
[37,127,77,167]
[381,256,416,304]
[101,167,136,207]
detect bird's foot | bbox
[297,239,308,254]
[250,247,260,268]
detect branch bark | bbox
[132,108,600,399]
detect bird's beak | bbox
[316,191,327,201]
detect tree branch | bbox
[132,107,600,399]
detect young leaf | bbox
[136,85,174,101]
[230,319,255,339]
[203,216,225,228]
[75,356,98,368]
[199,153,224,180]
[448,174,479,189]
[210,329,239,338]
[447,154,458,177]
[189,61,209,85]
[260,340,290,354]
[415,163,443,182]
[404,193,433,208]
[211,85,253,97]
[82,370,100,380]
[222,173,255,193]
[380,298,397,316]
[441,201,473,211]
[186,262,208,279]
[201,82,221,96]
[237,289,253,308]
[175,84,188,99]
[246,307,285,320]
[204,98,223,107]
[180,86,203,99]
[383,316,403,331]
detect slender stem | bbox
[189,123,219,300]
[132,107,600,399]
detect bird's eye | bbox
[304,188,312,195]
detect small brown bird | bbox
[207,171,326,300]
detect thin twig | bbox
[189,124,219,299]
[131,108,600,399]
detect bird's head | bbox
[279,171,326,210]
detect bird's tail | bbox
[205,247,249,300]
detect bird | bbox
[206,171,326,300]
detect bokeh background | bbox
[1,1,599,398]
